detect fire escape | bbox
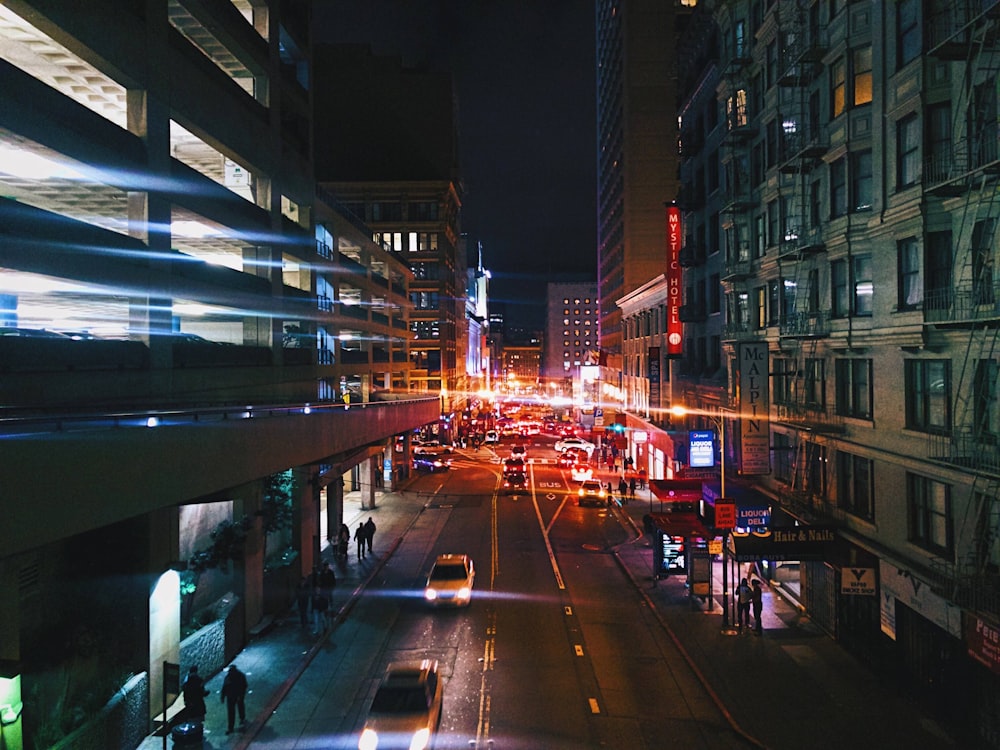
[923,1,1000,616]
[770,2,844,521]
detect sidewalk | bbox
[141,472,958,750]
[138,483,424,750]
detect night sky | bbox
[313,1,597,329]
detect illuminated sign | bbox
[738,342,771,475]
[688,430,715,468]
[715,500,737,529]
[648,346,661,407]
[737,505,770,528]
[666,205,683,357]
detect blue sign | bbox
[738,505,770,528]
[688,430,716,468]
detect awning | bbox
[649,479,704,502]
[649,512,715,539]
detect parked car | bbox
[555,436,595,456]
[484,430,499,444]
[359,659,443,750]
[424,554,475,607]
[577,479,607,507]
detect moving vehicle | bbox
[503,457,525,474]
[484,429,499,444]
[359,659,443,750]
[413,454,452,472]
[571,464,593,481]
[502,471,528,494]
[577,479,607,507]
[424,554,475,607]
[509,444,527,459]
[555,436,596,456]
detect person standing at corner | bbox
[736,577,752,630]
[354,522,366,559]
[181,665,208,721]
[751,578,764,634]
[618,477,628,505]
[364,516,376,554]
[295,576,311,627]
[220,663,248,734]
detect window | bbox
[854,255,873,316]
[773,358,794,405]
[927,103,952,181]
[766,40,777,88]
[898,237,922,310]
[766,119,778,168]
[767,200,779,247]
[832,257,872,316]
[754,213,766,258]
[837,452,874,521]
[810,179,821,227]
[971,80,998,169]
[835,358,873,419]
[754,286,767,329]
[709,273,721,313]
[773,432,793,483]
[926,231,953,311]
[905,359,951,433]
[975,359,1000,443]
[897,0,921,68]
[898,114,920,189]
[853,47,873,105]
[733,19,748,58]
[852,150,872,211]
[908,474,953,557]
[768,280,780,325]
[972,219,996,305]
[830,157,847,218]
[804,443,828,498]
[831,57,846,118]
[804,358,825,408]
[728,89,749,129]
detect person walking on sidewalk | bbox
[354,522,366,559]
[751,578,764,634]
[182,665,208,721]
[311,586,329,633]
[220,664,248,734]
[364,516,376,554]
[629,475,637,500]
[618,477,629,505]
[736,577,752,629]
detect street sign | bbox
[715,500,737,529]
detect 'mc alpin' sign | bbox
[738,342,770,475]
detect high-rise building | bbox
[543,281,600,388]
[314,44,464,405]
[595,0,682,366]
[664,1,1000,743]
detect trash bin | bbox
[171,721,203,748]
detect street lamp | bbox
[670,405,737,634]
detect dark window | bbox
[831,259,849,317]
[837,452,874,521]
[852,150,872,211]
[835,358,873,419]
[905,359,951,433]
[897,0,921,68]
[898,114,920,188]
[898,237,921,310]
[830,157,847,218]
[907,473,953,557]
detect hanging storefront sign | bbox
[731,526,835,561]
[737,505,770,529]
[841,567,876,595]
[737,341,770,475]
[648,346,661,407]
[665,205,683,358]
[966,613,1000,676]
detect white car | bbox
[424,554,475,607]
[359,659,443,750]
[555,436,596,456]
[484,430,499,444]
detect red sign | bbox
[666,205,683,357]
[967,613,1000,676]
[715,500,737,530]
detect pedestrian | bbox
[354,522,366,559]
[364,516,376,554]
[736,577,752,629]
[319,561,337,598]
[220,664,248,734]
[337,523,350,560]
[638,467,647,490]
[751,579,764,634]
[181,665,208,721]
[606,482,614,505]
[607,457,615,473]
[311,587,329,633]
[296,576,311,627]
[629,475,637,500]
[618,477,628,505]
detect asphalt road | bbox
[236,433,760,750]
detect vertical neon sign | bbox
[666,204,683,357]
